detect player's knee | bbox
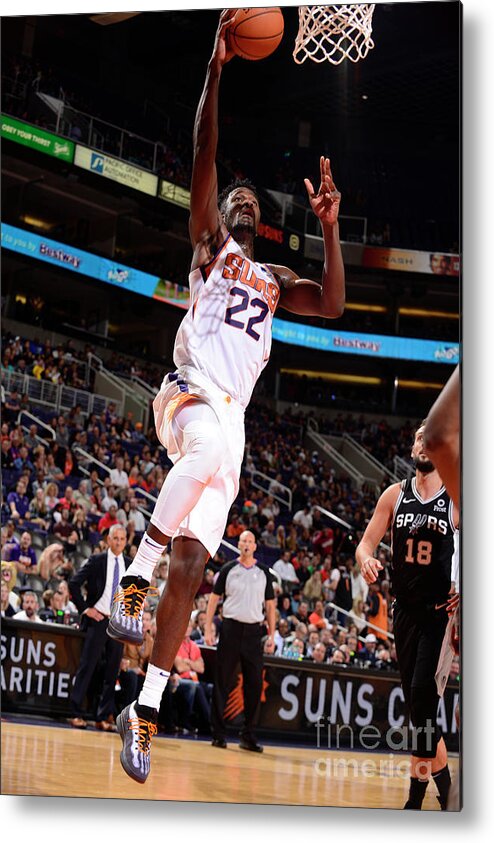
[168,538,209,594]
[183,421,223,479]
[168,558,204,596]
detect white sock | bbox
[125,533,166,582]
[138,663,170,710]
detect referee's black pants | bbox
[211,618,263,743]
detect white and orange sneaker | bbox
[116,701,158,784]
[107,576,154,644]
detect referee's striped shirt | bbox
[213,560,275,624]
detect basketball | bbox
[227,7,284,61]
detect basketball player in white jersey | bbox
[109,8,345,783]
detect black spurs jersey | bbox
[391,477,456,610]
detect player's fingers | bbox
[304,177,316,198]
[362,563,376,582]
[367,560,381,579]
[322,158,334,186]
[219,8,236,31]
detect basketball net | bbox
[293,5,376,65]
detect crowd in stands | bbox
[2,323,450,422]
[2,334,88,390]
[1,330,166,393]
[1,357,418,648]
[307,410,418,476]
[3,329,433,451]
[2,356,461,732]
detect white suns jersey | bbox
[173,234,281,408]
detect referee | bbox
[205,530,275,752]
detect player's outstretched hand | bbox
[304,156,341,226]
[211,8,237,70]
[360,556,383,584]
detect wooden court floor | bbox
[1,721,459,809]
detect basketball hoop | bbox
[293,5,376,66]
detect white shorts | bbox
[152,365,245,558]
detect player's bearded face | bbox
[412,455,435,473]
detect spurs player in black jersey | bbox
[356,422,459,810]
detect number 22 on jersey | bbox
[224,286,269,341]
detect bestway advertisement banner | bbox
[1,223,458,366]
[272,318,459,365]
[1,223,159,298]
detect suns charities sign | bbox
[257,661,459,752]
[1,619,84,716]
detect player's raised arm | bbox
[275,156,345,318]
[423,365,460,509]
[189,9,236,250]
[355,483,401,583]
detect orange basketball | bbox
[228,7,284,61]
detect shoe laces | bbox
[113,582,158,619]
[128,714,158,754]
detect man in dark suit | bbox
[68,524,130,730]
